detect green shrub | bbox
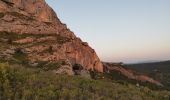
[13,48,28,65]
[0,32,51,41]
[48,46,53,54]
[0,62,169,100]
[36,61,62,71]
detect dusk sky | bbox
[46,0,170,63]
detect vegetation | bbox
[126,61,170,90]
[0,31,169,100]
[36,61,64,71]
[0,13,5,18]
[7,12,34,21]
[0,32,71,45]
[0,32,46,41]
[12,48,28,65]
[48,46,53,54]
[0,12,33,20]
[90,70,168,91]
[0,63,169,100]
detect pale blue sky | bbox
[46,0,170,63]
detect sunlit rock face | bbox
[2,0,58,23]
[0,0,65,34]
[0,0,103,72]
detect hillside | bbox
[126,61,170,90]
[0,63,170,100]
[0,0,170,99]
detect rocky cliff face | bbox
[0,0,103,72]
[0,0,72,36]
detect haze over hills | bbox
[0,0,169,99]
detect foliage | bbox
[90,70,166,91]
[0,13,5,18]
[0,63,169,100]
[0,32,71,46]
[13,48,28,65]
[0,32,45,41]
[126,61,170,90]
[48,46,53,54]
[36,61,64,71]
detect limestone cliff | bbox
[0,0,103,72]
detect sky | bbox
[46,0,170,63]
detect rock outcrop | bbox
[0,0,103,72]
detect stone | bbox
[75,70,91,79]
[0,0,104,72]
[55,65,74,76]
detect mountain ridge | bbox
[103,62,163,86]
[126,60,170,90]
[0,0,166,88]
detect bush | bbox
[13,48,28,65]
[48,46,53,54]
[0,13,4,18]
[14,48,24,55]
[36,61,62,71]
[7,39,12,44]
[0,62,169,100]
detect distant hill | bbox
[101,62,165,90]
[126,61,170,90]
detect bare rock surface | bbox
[0,0,103,72]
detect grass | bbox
[0,63,169,100]
[90,70,167,91]
[0,31,169,99]
[12,48,29,65]
[36,61,63,71]
[126,61,170,90]
[0,32,45,40]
